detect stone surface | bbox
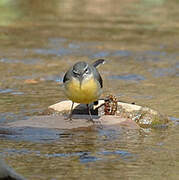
[0,158,26,180]
[48,100,169,128]
[6,115,140,130]
[49,100,158,115]
[1,100,169,131]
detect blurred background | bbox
[0,0,179,179]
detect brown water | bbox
[0,0,179,179]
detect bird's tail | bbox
[92,59,106,68]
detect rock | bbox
[48,100,156,115]
[49,100,143,112]
[6,115,140,130]
[3,100,169,131]
[0,158,26,180]
[48,100,170,128]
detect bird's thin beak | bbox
[79,75,84,88]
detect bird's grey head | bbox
[72,62,91,78]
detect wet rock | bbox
[6,114,140,130]
[48,100,170,128]
[131,107,169,128]
[0,159,26,180]
[3,100,169,131]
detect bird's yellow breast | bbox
[64,76,101,104]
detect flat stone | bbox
[5,115,140,130]
[48,100,169,128]
[1,100,169,131]
[0,158,26,180]
[49,100,158,115]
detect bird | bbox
[0,158,26,180]
[63,59,105,122]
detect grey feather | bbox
[90,65,103,88]
[92,59,105,68]
[63,60,105,88]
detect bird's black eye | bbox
[84,68,89,74]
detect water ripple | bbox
[108,74,146,81]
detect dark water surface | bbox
[0,0,179,179]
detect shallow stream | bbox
[0,0,179,179]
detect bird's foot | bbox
[65,115,73,123]
[87,118,103,129]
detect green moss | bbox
[132,108,169,128]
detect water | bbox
[0,0,179,179]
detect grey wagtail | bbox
[63,59,105,122]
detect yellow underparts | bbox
[65,76,101,104]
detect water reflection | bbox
[0,126,178,179]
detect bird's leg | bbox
[67,101,74,122]
[87,104,103,129]
[87,104,94,123]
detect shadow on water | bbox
[0,0,179,179]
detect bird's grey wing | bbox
[92,67,103,88]
[63,69,72,83]
[97,73,103,88]
[92,59,105,68]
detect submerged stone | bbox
[48,100,170,129]
[0,158,26,180]
[2,100,169,131]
